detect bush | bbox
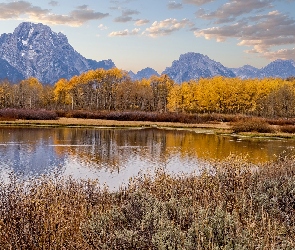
[0,108,58,120]
[231,118,274,133]
[280,125,295,133]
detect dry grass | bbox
[0,156,294,249]
[0,117,231,131]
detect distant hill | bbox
[258,59,295,79]
[129,67,159,80]
[230,65,260,79]
[0,22,115,84]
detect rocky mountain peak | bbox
[162,52,235,83]
[0,22,115,84]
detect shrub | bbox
[279,125,295,133]
[231,118,274,133]
[0,108,58,120]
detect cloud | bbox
[0,1,109,26]
[196,0,272,24]
[109,28,140,37]
[48,1,58,7]
[168,1,183,9]
[144,18,192,37]
[114,8,140,23]
[134,19,149,26]
[195,11,295,59]
[114,16,133,22]
[0,1,49,19]
[183,0,214,6]
[98,24,108,30]
[262,48,295,61]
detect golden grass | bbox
[0,117,231,130]
[0,156,294,249]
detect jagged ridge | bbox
[0,22,115,84]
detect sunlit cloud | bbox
[196,0,272,24]
[109,28,140,37]
[144,18,192,37]
[134,19,149,26]
[195,11,295,59]
[0,1,109,26]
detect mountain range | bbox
[0,22,295,84]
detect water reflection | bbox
[0,127,294,189]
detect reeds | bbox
[0,157,294,249]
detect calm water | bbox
[0,127,295,189]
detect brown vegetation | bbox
[231,117,275,133]
[0,157,294,249]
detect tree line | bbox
[1,68,295,118]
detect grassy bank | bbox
[2,109,295,138]
[0,157,294,249]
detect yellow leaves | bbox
[167,77,295,116]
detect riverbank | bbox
[0,117,231,130]
[1,117,295,139]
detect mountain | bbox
[86,59,115,71]
[231,60,295,79]
[162,52,236,83]
[0,22,115,84]
[258,59,295,79]
[129,67,159,80]
[0,58,24,83]
[230,65,260,79]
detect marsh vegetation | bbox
[0,156,294,249]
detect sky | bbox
[0,0,295,73]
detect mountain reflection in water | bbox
[0,127,294,189]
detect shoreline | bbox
[0,117,231,130]
[1,117,295,139]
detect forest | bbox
[1,68,295,119]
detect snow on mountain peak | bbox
[0,22,115,84]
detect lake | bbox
[0,126,294,189]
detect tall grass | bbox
[0,157,294,249]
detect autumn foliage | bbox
[1,69,295,119]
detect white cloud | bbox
[134,19,149,26]
[144,18,192,37]
[109,28,140,37]
[98,24,108,30]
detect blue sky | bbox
[0,0,295,73]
